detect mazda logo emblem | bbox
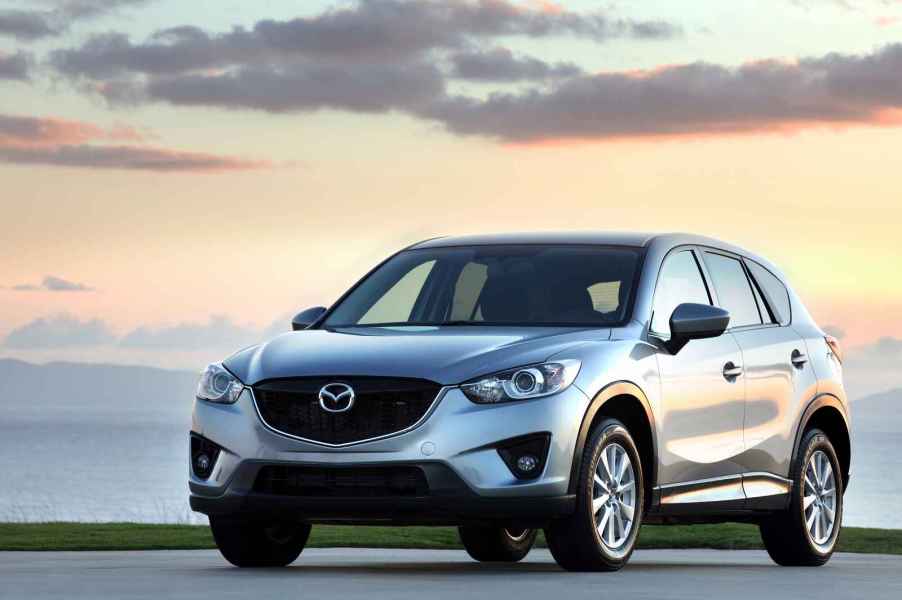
[318,383,355,413]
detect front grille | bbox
[252,377,442,445]
[254,465,429,498]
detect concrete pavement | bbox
[2,548,899,599]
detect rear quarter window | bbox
[746,260,792,325]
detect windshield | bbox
[323,245,641,328]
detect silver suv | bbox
[189,232,850,571]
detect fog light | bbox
[496,433,551,480]
[195,454,211,474]
[190,433,221,480]
[516,454,538,473]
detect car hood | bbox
[224,326,612,386]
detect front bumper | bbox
[189,461,575,525]
[189,385,589,524]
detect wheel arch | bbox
[568,381,657,511]
[792,394,851,490]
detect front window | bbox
[651,250,712,336]
[323,245,641,327]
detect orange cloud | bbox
[0,114,271,172]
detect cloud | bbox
[142,62,445,114]
[0,114,270,172]
[3,314,116,348]
[0,114,144,147]
[449,48,583,82]
[2,312,292,352]
[47,1,678,113]
[0,143,271,172]
[0,9,56,40]
[422,43,902,142]
[12,275,94,291]
[0,50,32,80]
[0,0,151,41]
[120,315,261,350]
[49,1,679,79]
[42,0,902,145]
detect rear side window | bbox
[651,250,711,336]
[703,253,762,328]
[746,260,791,325]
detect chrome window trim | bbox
[248,385,453,448]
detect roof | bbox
[408,232,779,275]
[409,231,658,249]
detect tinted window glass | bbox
[324,245,640,327]
[747,260,791,325]
[449,262,488,320]
[703,253,762,328]
[359,260,435,324]
[587,281,621,313]
[651,250,711,335]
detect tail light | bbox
[825,335,843,364]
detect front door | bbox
[651,249,747,497]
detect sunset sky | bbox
[1,0,901,391]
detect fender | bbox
[567,380,658,495]
[790,392,851,484]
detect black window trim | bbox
[742,257,793,327]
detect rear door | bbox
[700,251,816,500]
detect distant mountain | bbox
[851,388,902,435]
[0,358,197,422]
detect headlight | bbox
[461,360,581,404]
[196,363,243,404]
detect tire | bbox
[458,526,537,562]
[209,515,311,567]
[759,428,843,566]
[545,418,644,571]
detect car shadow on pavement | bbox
[194,560,780,576]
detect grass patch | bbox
[1,522,901,554]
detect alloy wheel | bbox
[593,442,636,550]
[804,450,837,546]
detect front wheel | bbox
[458,526,537,562]
[545,418,644,571]
[759,428,843,566]
[209,515,311,567]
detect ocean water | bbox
[0,411,897,528]
[0,415,203,524]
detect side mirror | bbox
[291,306,327,331]
[665,303,730,354]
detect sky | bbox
[1,0,902,394]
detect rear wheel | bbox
[759,428,843,566]
[209,515,311,567]
[545,418,644,571]
[458,526,537,562]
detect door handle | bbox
[723,361,743,379]
[791,349,808,367]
